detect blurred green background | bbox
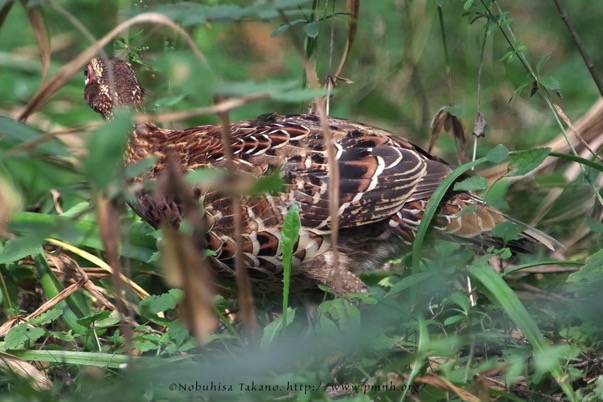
[1,0,601,145]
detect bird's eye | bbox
[84,66,89,77]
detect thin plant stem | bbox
[552,0,603,97]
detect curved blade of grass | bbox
[32,254,89,338]
[468,259,576,402]
[549,151,603,172]
[10,212,156,262]
[46,238,149,299]
[9,350,141,369]
[411,157,488,269]
[411,147,575,269]
[501,260,582,277]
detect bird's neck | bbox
[126,123,164,166]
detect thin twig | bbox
[277,8,342,292]
[437,4,453,104]
[134,92,271,124]
[552,0,603,97]
[215,101,259,338]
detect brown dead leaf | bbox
[430,107,468,163]
[0,176,21,237]
[415,374,481,402]
[96,194,124,307]
[474,364,508,402]
[0,352,52,391]
[158,158,218,344]
[160,225,217,344]
[96,194,135,358]
[472,112,487,138]
[27,7,50,80]
[215,103,259,338]
[552,101,603,163]
[46,252,116,311]
[334,0,360,77]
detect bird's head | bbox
[83,57,144,119]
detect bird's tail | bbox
[394,192,560,253]
[438,192,560,252]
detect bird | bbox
[83,57,556,295]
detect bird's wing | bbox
[231,114,451,231]
[134,115,454,232]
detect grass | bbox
[1,0,602,400]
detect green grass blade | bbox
[412,157,488,269]
[279,204,300,334]
[468,259,576,402]
[549,151,603,172]
[9,350,137,368]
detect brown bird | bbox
[83,57,556,295]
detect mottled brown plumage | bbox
[83,57,556,295]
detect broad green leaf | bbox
[133,340,159,353]
[453,176,487,192]
[534,344,577,382]
[567,250,603,283]
[486,144,509,163]
[449,291,470,313]
[77,310,111,327]
[139,289,183,316]
[387,271,434,296]
[49,331,75,343]
[540,75,560,93]
[251,171,286,195]
[124,156,158,179]
[4,323,46,350]
[456,204,477,217]
[303,20,320,38]
[260,307,296,348]
[153,94,187,109]
[317,298,361,331]
[279,204,301,333]
[0,236,44,264]
[507,148,550,177]
[587,217,603,234]
[491,221,523,244]
[83,110,133,189]
[29,308,63,325]
[167,320,191,349]
[93,311,121,329]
